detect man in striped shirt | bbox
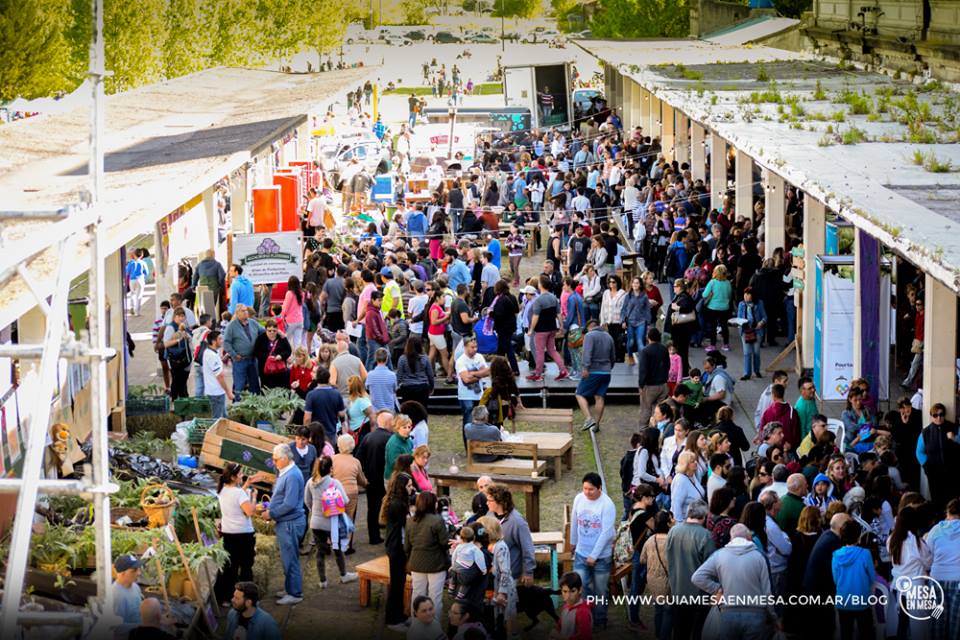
[538,86,554,123]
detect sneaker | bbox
[525,373,543,382]
[581,418,597,432]
[340,572,358,584]
[721,343,730,352]
[387,623,410,633]
[274,590,288,599]
[319,580,328,589]
[345,547,356,555]
[740,375,751,381]
[276,594,303,605]
[592,424,600,433]
[555,370,570,381]
[569,374,582,381]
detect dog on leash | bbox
[516,585,559,631]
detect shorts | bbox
[428,333,447,350]
[576,373,611,398]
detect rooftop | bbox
[0,66,372,328]
[577,39,960,291]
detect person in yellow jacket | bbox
[380,267,404,319]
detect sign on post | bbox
[232,232,302,285]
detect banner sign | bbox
[232,232,302,285]
[816,262,855,400]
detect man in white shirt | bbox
[407,280,429,335]
[570,472,617,629]
[455,337,490,434]
[571,188,590,215]
[306,187,325,231]
[202,330,233,418]
[425,158,444,191]
[480,251,500,296]
[660,417,688,477]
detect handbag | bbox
[671,311,696,325]
[742,325,758,343]
[263,340,286,375]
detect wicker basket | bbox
[139,484,177,528]
[110,506,148,526]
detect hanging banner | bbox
[156,194,203,274]
[232,232,302,285]
[819,269,855,400]
[372,175,394,203]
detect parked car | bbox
[406,29,427,41]
[469,33,499,44]
[384,34,413,46]
[434,31,464,44]
[320,140,386,189]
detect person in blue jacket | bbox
[263,443,307,605]
[223,581,281,640]
[831,520,876,640]
[228,264,255,314]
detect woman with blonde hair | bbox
[289,346,314,400]
[701,264,733,351]
[670,450,705,523]
[345,375,375,446]
[410,444,433,493]
[332,435,368,555]
[316,342,335,370]
[706,432,731,461]
[478,515,518,637]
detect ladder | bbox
[0,0,118,635]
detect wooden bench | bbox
[430,470,548,532]
[355,555,412,610]
[514,407,575,435]
[466,441,547,477]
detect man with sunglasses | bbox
[917,402,960,507]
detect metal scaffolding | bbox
[0,0,117,635]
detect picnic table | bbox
[430,470,548,532]
[355,555,412,610]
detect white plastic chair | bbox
[826,419,845,453]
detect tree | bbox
[300,0,354,67]
[491,0,539,19]
[590,0,689,39]
[774,0,811,19]
[401,0,429,24]
[163,0,212,79]
[0,0,74,101]
[102,0,167,93]
[205,0,262,67]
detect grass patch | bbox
[908,120,938,143]
[813,79,826,101]
[912,149,926,165]
[744,81,783,104]
[818,134,835,147]
[676,63,704,81]
[832,109,847,122]
[756,62,769,82]
[841,126,868,144]
[922,152,953,173]
[710,94,718,105]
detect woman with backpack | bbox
[304,456,358,587]
[619,484,656,629]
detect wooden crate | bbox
[200,419,290,481]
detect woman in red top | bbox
[903,296,925,388]
[289,346,314,399]
[642,270,663,321]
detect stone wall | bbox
[690,0,753,37]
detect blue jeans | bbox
[628,550,647,624]
[232,357,261,395]
[718,609,770,640]
[742,338,761,377]
[358,326,368,367]
[574,553,611,627]
[207,394,226,419]
[459,399,475,428]
[408,112,416,128]
[784,296,797,343]
[193,364,204,396]
[276,516,306,597]
[626,322,647,357]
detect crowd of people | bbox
[121,101,960,640]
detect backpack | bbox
[193,328,210,365]
[613,509,647,566]
[320,483,345,518]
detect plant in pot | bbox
[30,525,78,575]
[228,388,304,431]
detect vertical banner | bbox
[819,267,855,400]
[879,275,891,401]
[859,230,881,402]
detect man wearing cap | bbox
[113,554,144,625]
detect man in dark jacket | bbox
[637,327,670,428]
[354,413,394,544]
[803,512,851,638]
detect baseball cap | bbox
[114,554,142,572]
[380,267,394,278]
[520,285,537,295]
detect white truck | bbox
[502,62,574,131]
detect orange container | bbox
[273,173,300,232]
[252,187,281,233]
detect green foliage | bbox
[400,0,429,24]
[908,120,938,143]
[912,149,926,165]
[831,109,846,122]
[813,79,826,101]
[228,387,304,428]
[922,152,952,173]
[113,431,171,459]
[755,63,769,83]
[0,0,74,101]
[744,82,782,104]
[840,126,867,144]
[491,0,540,18]
[103,0,168,93]
[590,0,689,39]
[835,89,873,115]
[773,0,812,18]
[817,134,835,147]
[675,64,703,81]
[174,493,220,540]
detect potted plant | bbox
[30,525,77,575]
[228,388,304,431]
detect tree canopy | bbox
[589,0,690,39]
[1,0,357,102]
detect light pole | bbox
[501,0,505,52]
[447,104,457,160]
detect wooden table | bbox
[510,432,574,479]
[430,470,548,532]
[355,555,412,610]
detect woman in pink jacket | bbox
[280,276,305,348]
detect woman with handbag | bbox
[667,278,697,376]
[254,319,293,389]
[737,287,767,381]
[600,274,628,362]
[579,264,603,322]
